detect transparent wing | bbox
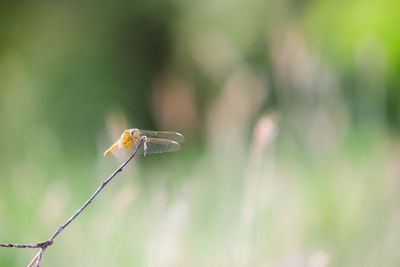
[139,130,185,143]
[110,146,128,157]
[107,140,130,157]
[132,138,181,154]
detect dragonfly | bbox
[104,128,184,157]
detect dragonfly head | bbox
[129,128,140,139]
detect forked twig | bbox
[0,137,145,267]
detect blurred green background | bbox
[0,0,399,266]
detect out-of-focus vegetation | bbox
[0,0,399,266]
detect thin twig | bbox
[0,243,42,248]
[0,137,145,267]
[36,248,44,267]
[27,252,40,267]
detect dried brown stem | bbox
[0,138,145,267]
[0,243,42,248]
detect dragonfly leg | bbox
[131,139,139,155]
[142,136,148,156]
[123,141,133,154]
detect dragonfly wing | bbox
[132,138,181,154]
[139,130,185,143]
[107,138,136,157]
[108,141,130,157]
[110,147,129,157]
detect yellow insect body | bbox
[104,128,184,156]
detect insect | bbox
[104,128,184,157]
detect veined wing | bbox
[139,130,185,143]
[132,138,181,154]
